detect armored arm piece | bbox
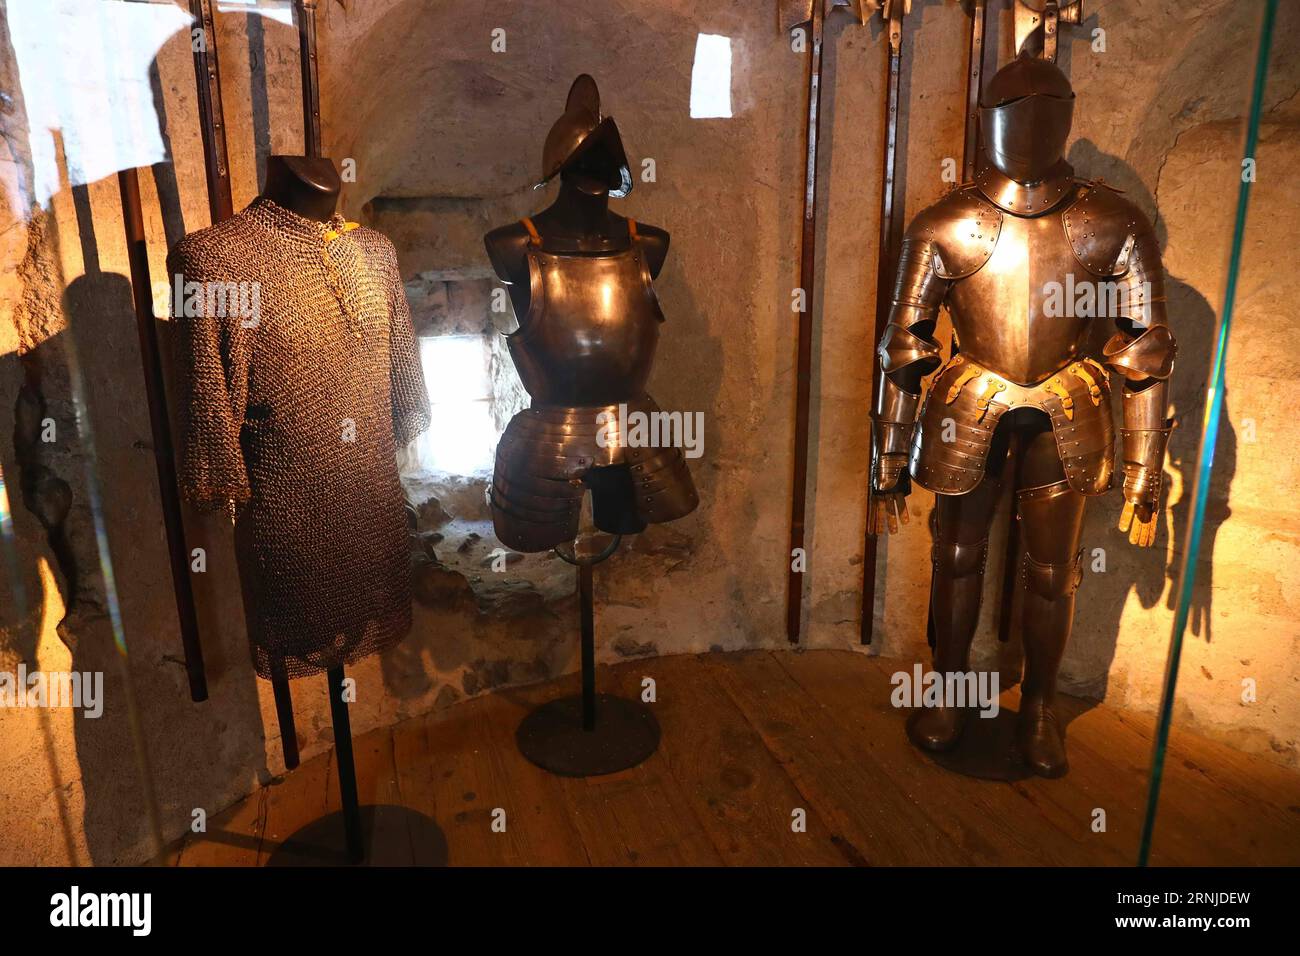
[1100,213,1176,547]
[872,225,948,496]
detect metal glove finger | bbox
[1118,499,1134,533]
[895,495,910,526]
[886,497,900,535]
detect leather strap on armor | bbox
[522,215,638,247]
[1071,360,1106,406]
[1045,375,1074,420]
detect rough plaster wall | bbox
[0,0,1295,865]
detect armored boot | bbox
[908,478,999,752]
[1015,479,1086,778]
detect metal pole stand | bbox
[325,665,364,863]
[266,666,448,866]
[515,494,661,777]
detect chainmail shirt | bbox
[169,198,431,679]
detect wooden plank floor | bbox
[170,650,1300,867]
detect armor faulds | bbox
[490,217,698,552]
[871,54,1176,777]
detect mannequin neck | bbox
[261,155,341,222]
[542,177,613,237]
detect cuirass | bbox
[946,210,1093,386]
[490,220,696,552]
[507,243,664,406]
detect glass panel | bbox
[0,0,1282,873]
[1141,0,1293,867]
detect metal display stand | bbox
[265,666,449,867]
[516,493,660,777]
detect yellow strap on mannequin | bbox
[627,218,638,241]
[521,217,541,246]
[323,221,360,242]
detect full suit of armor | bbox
[869,56,1176,777]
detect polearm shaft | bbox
[190,0,233,223]
[785,0,826,644]
[924,0,990,650]
[962,0,988,183]
[861,1,910,644]
[119,170,208,704]
[141,0,237,704]
[296,0,323,158]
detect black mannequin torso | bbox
[484,171,669,321]
[261,155,342,221]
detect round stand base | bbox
[517,694,660,777]
[908,707,1038,782]
[265,804,448,867]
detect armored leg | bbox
[907,474,1001,752]
[1014,433,1086,778]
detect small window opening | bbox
[689,34,733,119]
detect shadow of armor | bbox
[869,55,1176,777]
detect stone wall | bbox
[0,0,1295,864]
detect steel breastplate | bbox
[507,243,664,407]
[945,209,1095,385]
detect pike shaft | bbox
[787,2,826,643]
[861,22,905,644]
[189,0,234,224]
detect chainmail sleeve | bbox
[379,240,432,448]
[168,240,253,514]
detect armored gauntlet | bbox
[1105,324,1176,547]
[871,376,918,494]
[869,320,941,534]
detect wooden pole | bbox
[119,169,208,703]
[785,0,826,644]
[861,1,910,643]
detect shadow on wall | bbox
[1,5,308,861]
[1059,138,1233,699]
